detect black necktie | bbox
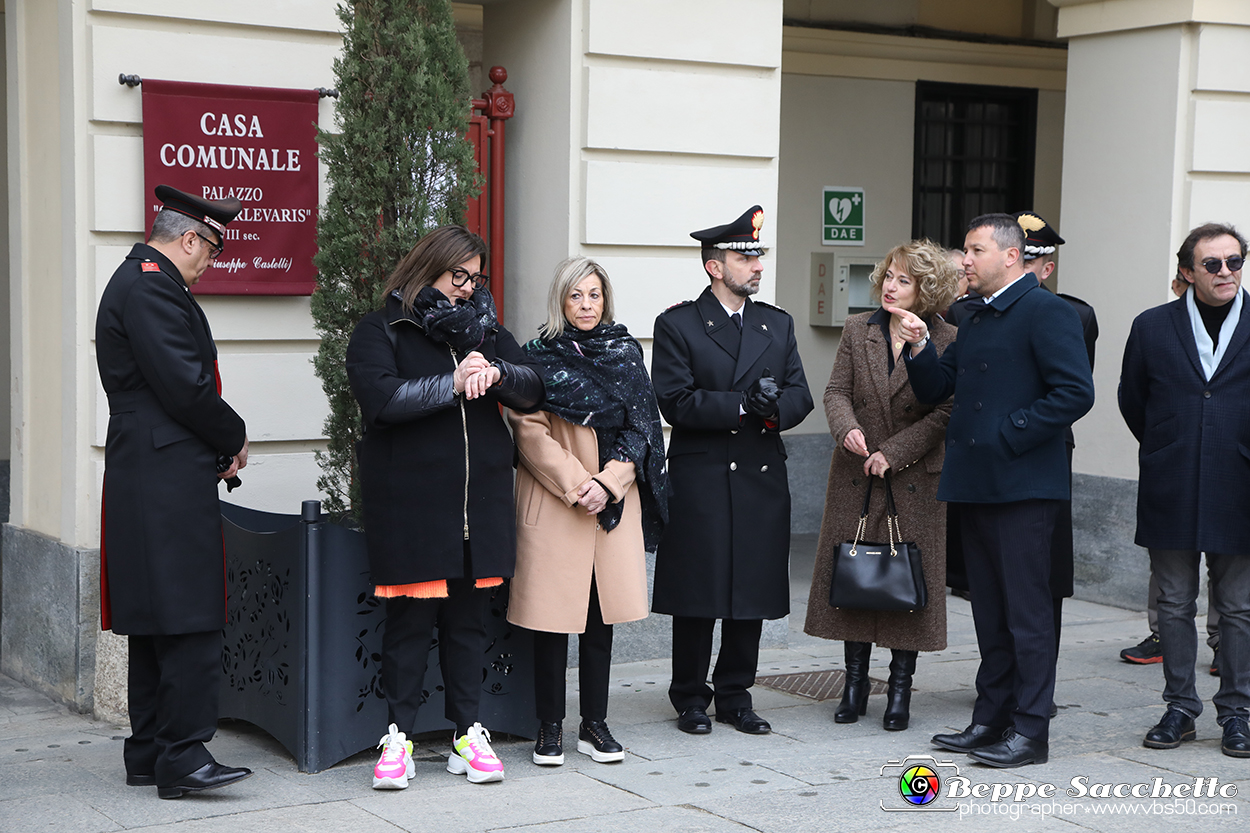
[731,312,742,330]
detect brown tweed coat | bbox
[804,311,955,652]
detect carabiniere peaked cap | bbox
[1013,210,1065,261]
[690,205,766,256]
[155,184,242,235]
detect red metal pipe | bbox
[481,66,514,325]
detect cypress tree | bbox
[312,0,480,519]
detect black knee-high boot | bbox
[882,649,917,731]
[835,641,873,723]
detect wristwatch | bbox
[911,334,930,350]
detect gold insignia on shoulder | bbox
[1017,213,1046,233]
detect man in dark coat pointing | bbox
[96,185,252,798]
[894,213,1094,768]
[651,205,813,736]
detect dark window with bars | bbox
[912,82,1038,248]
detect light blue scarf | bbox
[1185,285,1243,380]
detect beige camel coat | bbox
[804,312,955,652]
[506,409,650,634]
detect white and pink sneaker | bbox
[372,723,415,789]
[447,723,505,783]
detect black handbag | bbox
[829,472,927,612]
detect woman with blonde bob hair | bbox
[805,238,960,732]
[507,256,668,766]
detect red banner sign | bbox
[142,79,319,295]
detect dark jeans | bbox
[1148,569,1220,649]
[532,579,613,723]
[381,578,489,733]
[1149,549,1250,722]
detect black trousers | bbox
[532,578,613,723]
[669,616,763,713]
[962,499,1060,743]
[125,630,221,784]
[381,578,489,734]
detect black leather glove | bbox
[215,454,242,492]
[743,367,780,418]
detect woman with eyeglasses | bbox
[346,225,545,789]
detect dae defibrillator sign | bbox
[823,186,865,246]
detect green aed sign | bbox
[822,186,865,246]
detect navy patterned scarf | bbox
[523,322,669,550]
[408,285,498,353]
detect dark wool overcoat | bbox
[946,286,1098,597]
[346,296,542,585]
[650,287,814,620]
[906,277,1094,504]
[804,312,954,651]
[96,244,247,635]
[1119,290,1250,554]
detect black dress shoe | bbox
[715,708,771,735]
[968,730,1049,768]
[126,773,156,787]
[157,761,253,799]
[1143,708,1196,749]
[931,723,1008,752]
[1221,716,1250,758]
[1049,702,1059,719]
[677,706,712,734]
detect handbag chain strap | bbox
[849,472,905,557]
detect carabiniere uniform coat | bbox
[650,287,814,621]
[96,244,247,635]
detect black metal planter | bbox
[218,501,534,773]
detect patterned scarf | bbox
[523,323,669,550]
[408,285,499,353]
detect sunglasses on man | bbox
[1199,255,1244,274]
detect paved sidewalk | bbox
[1,536,1245,831]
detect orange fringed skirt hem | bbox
[374,577,503,600]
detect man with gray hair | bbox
[1119,222,1250,759]
[892,213,1094,767]
[96,185,252,798]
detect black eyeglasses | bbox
[1200,255,1244,274]
[195,232,223,260]
[449,268,489,289]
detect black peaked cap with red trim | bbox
[154,184,242,235]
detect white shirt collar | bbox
[984,272,1031,304]
[720,298,746,320]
